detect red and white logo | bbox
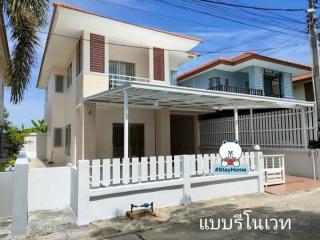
[219,141,242,167]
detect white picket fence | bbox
[200,107,316,149]
[263,154,285,186]
[72,152,264,224]
[89,153,257,189]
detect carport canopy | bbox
[84,81,315,158]
[85,81,314,112]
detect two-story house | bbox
[37,3,202,164]
[177,52,316,152]
[177,52,311,99]
[38,3,314,165]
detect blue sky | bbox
[4,0,311,127]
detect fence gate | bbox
[262,154,285,186]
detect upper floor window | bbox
[209,77,221,89]
[55,75,64,93]
[76,39,82,76]
[67,63,72,88]
[109,60,135,76]
[263,69,282,97]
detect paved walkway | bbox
[265,175,320,195]
[1,188,320,239]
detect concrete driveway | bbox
[1,188,320,240]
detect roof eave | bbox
[36,6,57,89]
[53,2,203,43]
[178,54,312,81]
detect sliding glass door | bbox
[109,60,135,88]
[263,69,282,97]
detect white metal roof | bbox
[84,82,314,112]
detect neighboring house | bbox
[38,3,313,166]
[177,53,316,152]
[292,73,314,101]
[177,52,311,99]
[0,11,9,121]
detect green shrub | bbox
[0,110,31,171]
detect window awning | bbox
[84,82,314,112]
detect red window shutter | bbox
[90,34,105,73]
[153,48,164,81]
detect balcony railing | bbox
[208,85,263,96]
[109,74,169,89]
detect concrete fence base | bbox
[73,153,265,224]
[0,152,266,235]
[11,158,28,237]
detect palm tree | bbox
[31,119,47,133]
[1,0,49,104]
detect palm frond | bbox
[3,0,49,104]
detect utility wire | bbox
[197,0,306,12]
[154,0,308,39]
[192,0,306,27]
[184,0,307,35]
[88,0,221,29]
[92,0,307,53]
[1,22,301,55]
[212,0,306,24]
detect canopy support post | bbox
[124,89,129,159]
[250,108,254,147]
[234,104,239,141]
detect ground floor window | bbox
[53,128,63,147]
[65,124,71,155]
[112,123,144,158]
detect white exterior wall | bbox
[45,40,82,165]
[45,70,66,164]
[293,82,306,100]
[23,133,47,160]
[155,109,171,155]
[43,28,188,164]
[64,47,78,165]
[81,31,109,99]
[96,105,156,158]
[109,45,149,78]
[28,167,71,211]
[0,172,13,217]
[262,148,320,179]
